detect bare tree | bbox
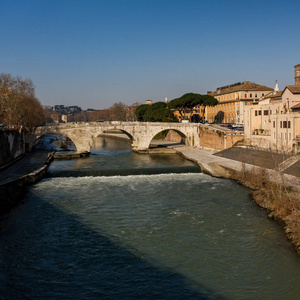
[0,73,44,131]
[109,102,127,121]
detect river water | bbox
[1,136,300,299]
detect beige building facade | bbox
[244,64,300,153]
[206,81,273,124]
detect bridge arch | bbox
[34,131,83,152]
[106,129,134,142]
[91,127,135,149]
[147,128,188,149]
[118,129,134,141]
[34,126,94,153]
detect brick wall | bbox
[295,64,300,86]
[164,130,183,143]
[199,127,243,150]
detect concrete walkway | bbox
[173,146,300,192]
[0,149,52,185]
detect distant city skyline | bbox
[1,0,299,110]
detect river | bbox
[1,136,300,299]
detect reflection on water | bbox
[92,134,132,151]
[47,136,200,177]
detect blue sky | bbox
[1,0,299,109]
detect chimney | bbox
[295,64,300,86]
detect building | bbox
[244,64,300,153]
[206,81,273,124]
[54,105,82,114]
[295,63,300,86]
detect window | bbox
[255,110,258,116]
[288,121,291,128]
[250,94,252,98]
[273,121,275,128]
[258,110,262,116]
[283,121,287,128]
[244,93,247,98]
[289,133,291,140]
[262,93,264,97]
[280,121,282,128]
[264,110,269,115]
[255,93,258,98]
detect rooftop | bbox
[286,85,300,94]
[211,81,273,96]
[261,91,283,100]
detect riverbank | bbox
[0,149,54,215]
[173,145,300,255]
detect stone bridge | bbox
[34,122,202,153]
[34,121,244,153]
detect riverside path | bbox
[0,147,53,186]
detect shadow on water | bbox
[0,195,226,300]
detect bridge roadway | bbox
[35,121,203,153]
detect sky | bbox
[1,0,300,110]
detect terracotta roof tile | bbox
[264,91,283,99]
[286,86,300,94]
[211,81,273,96]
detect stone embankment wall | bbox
[0,130,26,167]
[199,127,243,150]
[165,127,244,150]
[0,153,54,215]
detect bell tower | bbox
[295,64,300,86]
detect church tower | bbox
[295,64,300,86]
